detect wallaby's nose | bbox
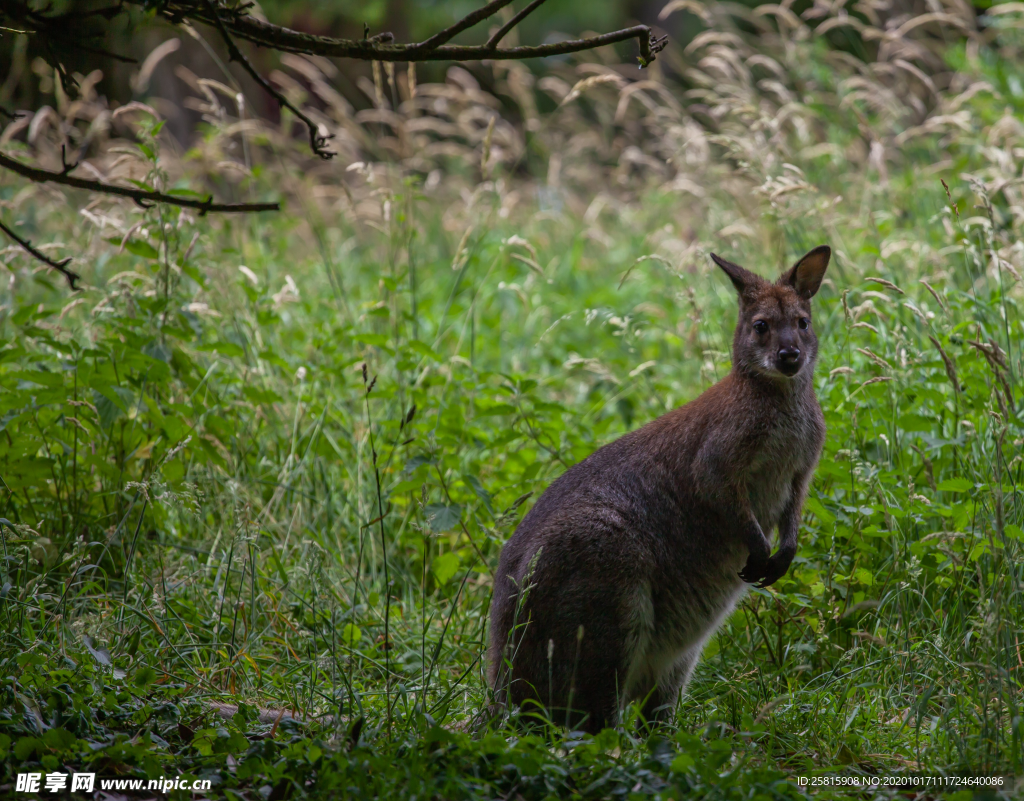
[778,347,800,364]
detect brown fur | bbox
[487,246,831,733]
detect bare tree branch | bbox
[0,0,667,248]
[0,217,80,290]
[0,152,280,214]
[139,1,666,66]
[205,16,665,64]
[200,0,334,159]
[2,1,668,164]
[487,0,549,49]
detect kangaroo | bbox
[487,246,830,733]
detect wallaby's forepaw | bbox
[738,556,769,585]
[751,551,794,589]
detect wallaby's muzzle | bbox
[777,346,802,376]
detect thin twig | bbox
[201,0,334,159]
[0,217,80,289]
[413,0,515,52]
[0,152,280,213]
[487,0,549,49]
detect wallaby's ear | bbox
[781,245,831,299]
[710,253,762,297]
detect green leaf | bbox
[464,474,494,516]
[192,729,216,756]
[425,503,462,533]
[133,665,157,688]
[341,624,362,645]
[243,386,283,404]
[124,239,159,260]
[92,383,133,411]
[197,341,245,358]
[475,402,517,417]
[14,736,39,761]
[702,635,720,661]
[258,349,290,370]
[143,340,172,363]
[180,260,207,287]
[355,333,390,347]
[670,753,695,773]
[406,340,441,361]
[162,458,185,482]
[403,454,435,475]
[937,478,973,492]
[93,386,131,428]
[898,413,935,432]
[43,728,75,751]
[432,552,460,584]
[6,370,63,389]
[125,629,141,657]
[804,496,835,524]
[82,635,111,666]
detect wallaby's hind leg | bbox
[639,648,702,725]
[510,642,622,734]
[503,572,630,735]
[563,672,620,734]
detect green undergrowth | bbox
[1,18,1024,801]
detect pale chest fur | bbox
[745,397,823,532]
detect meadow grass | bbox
[1,2,1023,797]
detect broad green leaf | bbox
[403,454,435,475]
[82,635,111,666]
[14,737,39,761]
[407,340,441,361]
[6,370,63,389]
[341,624,362,645]
[124,239,159,259]
[432,552,460,584]
[132,665,157,688]
[425,503,462,533]
[42,728,75,751]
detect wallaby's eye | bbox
[753,320,769,335]
[798,318,809,330]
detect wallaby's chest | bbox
[746,405,821,527]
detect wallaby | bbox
[487,246,830,733]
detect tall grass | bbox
[1,0,1023,796]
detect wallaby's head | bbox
[710,246,831,381]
